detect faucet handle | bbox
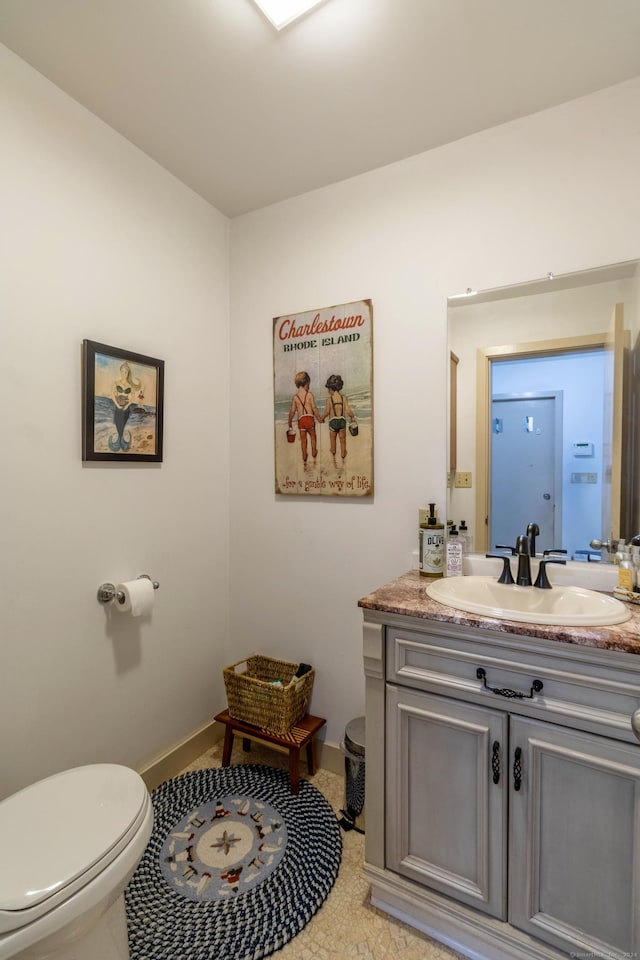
[534,558,567,589]
[486,553,515,585]
[495,544,517,556]
[543,548,567,557]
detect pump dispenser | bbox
[446,525,463,577]
[419,503,445,577]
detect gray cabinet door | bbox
[386,684,508,919]
[509,716,640,957]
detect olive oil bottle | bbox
[419,503,445,577]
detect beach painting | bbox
[82,340,164,462]
[273,299,373,497]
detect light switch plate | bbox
[455,471,472,488]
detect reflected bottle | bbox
[631,535,640,586]
[459,520,473,554]
[617,545,635,592]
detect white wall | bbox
[0,45,231,798]
[229,78,640,746]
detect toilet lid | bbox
[0,764,148,914]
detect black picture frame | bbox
[82,339,164,462]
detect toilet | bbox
[0,764,153,960]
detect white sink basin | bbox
[426,575,630,626]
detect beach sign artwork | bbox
[273,300,373,497]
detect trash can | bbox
[339,716,365,833]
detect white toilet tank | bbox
[0,764,149,933]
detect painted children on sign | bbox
[287,371,323,465]
[273,300,373,497]
[321,373,356,463]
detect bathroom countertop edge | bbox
[358,569,640,655]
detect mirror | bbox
[447,260,640,559]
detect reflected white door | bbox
[490,394,561,554]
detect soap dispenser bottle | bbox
[419,503,444,577]
[446,525,463,577]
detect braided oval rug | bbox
[125,764,342,960]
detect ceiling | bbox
[2,0,640,218]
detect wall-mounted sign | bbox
[273,299,373,497]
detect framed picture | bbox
[273,299,373,496]
[82,340,164,462]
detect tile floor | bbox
[179,738,466,960]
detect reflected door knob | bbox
[590,538,618,552]
[632,709,640,744]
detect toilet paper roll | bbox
[116,578,155,617]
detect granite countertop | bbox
[358,569,640,655]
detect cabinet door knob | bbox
[632,709,640,743]
[513,747,523,791]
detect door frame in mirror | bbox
[475,331,624,553]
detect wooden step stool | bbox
[214,708,326,794]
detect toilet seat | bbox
[0,764,149,934]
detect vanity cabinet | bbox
[360,574,640,960]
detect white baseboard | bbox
[138,720,223,791]
[138,721,344,790]
[317,740,343,775]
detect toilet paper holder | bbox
[97,575,160,605]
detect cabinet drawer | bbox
[385,624,640,743]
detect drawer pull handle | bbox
[513,746,523,791]
[491,740,501,784]
[476,667,544,700]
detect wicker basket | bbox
[223,655,315,736]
